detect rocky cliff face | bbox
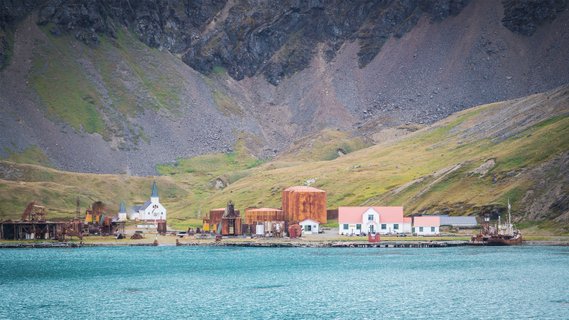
[28,0,569,85]
[33,0,473,85]
[0,0,568,175]
[502,0,568,35]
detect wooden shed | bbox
[282,186,327,224]
[244,208,284,224]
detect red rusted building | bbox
[244,208,284,225]
[221,201,242,236]
[204,201,242,236]
[282,186,327,224]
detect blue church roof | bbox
[151,181,159,198]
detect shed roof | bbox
[413,216,441,227]
[439,215,477,226]
[338,207,404,224]
[300,219,319,225]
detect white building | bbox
[131,181,167,221]
[300,219,320,235]
[338,207,405,235]
[402,217,413,233]
[413,216,440,235]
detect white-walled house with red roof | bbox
[412,216,441,235]
[338,207,405,235]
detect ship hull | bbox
[486,235,523,246]
[470,233,523,246]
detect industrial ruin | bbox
[201,186,328,238]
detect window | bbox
[343,224,349,230]
[306,225,312,231]
[381,224,386,230]
[431,227,435,232]
[412,227,415,233]
[356,224,361,230]
[419,227,424,232]
[368,214,374,221]
[394,224,399,230]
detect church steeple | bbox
[119,201,126,213]
[151,181,159,199]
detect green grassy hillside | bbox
[1,85,568,232]
[0,161,189,226]
[175,85,569,231]
[28,25,208,141]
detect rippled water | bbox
[0,246,568,319]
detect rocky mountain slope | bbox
[0,0,568,175]
[1,85,567,231]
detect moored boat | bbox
[471,199,522,246]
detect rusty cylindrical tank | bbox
[282,186,327,224]
[244,208,284,225]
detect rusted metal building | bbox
[0,201,67,240]
[244,208,285,237]
[221,201,242,236]
[203,202,242,236]
[282,186,327,224]
[0,220,66,240]
[244,208,284,224]
[203,208,225,232]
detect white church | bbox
[130,181,167,221]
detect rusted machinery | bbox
[21,201,46,221]
[0,201,65,240]
[282,186,327,224]
[288,223,302,239]
[84,201,106,225]
[82,201,125,236]
[221,201,242,236]
[203,202,243,236]
[62,218,83,240]
[203,208,225,232]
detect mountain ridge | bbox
[0,0,568,176]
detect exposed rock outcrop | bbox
[502,0,568,36]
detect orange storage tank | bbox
[244,208,284,225]
[282,186,327,224]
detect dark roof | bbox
[439,215,478,226]
[139,201,152,211]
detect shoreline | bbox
[1,239,568,248]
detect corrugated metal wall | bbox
[282,187,327,224]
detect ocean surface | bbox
[0,246,568,319]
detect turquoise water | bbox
[0,246,568,319]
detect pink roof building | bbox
[338,206,405,235]
[413,216,441,227]
[338,206,404,224]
